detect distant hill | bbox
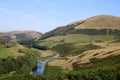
[74,15,120,30]
[42,15,120,39]
[0,31,42,41]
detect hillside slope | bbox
[75,15,120,30]
[48,41,120,70]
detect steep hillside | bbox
[42,15,120,39]
[0,31,42,41]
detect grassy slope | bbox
[0,48,14,58]
[47,34,114,42]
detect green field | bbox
[0,48,15,58]
[46,34,91,43]
[46,34,114,42]
[39,40,61,48]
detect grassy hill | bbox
[42,15,120,39]
[75,15,120,30]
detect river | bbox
[33,54,59,76]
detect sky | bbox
[0,0,120,33]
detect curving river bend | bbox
[33,54,59,76]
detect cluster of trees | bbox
[71,29,120,40]
[1,66,120,80]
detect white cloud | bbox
[15,10,37,19]
[0,7,16,15]
[0,7,38,19]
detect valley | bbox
[0,15,120,80]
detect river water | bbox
[33,54,59,76]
